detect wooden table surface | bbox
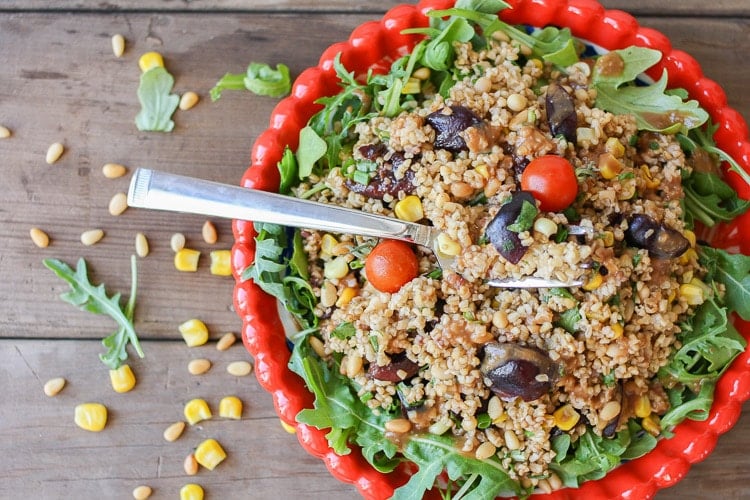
[2,1,749,499]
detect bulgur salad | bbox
[241,1,750,498]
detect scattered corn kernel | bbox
[679,282,705,306]
[219,396,243,419]
[109,364,136,393]
[610,323,624,339]
[171,232,186,252]
[605,137,625,158]
[634,395,652,418]
[179,319,209,347]
[323,255,349,280]
[202,220,218,244]
[108,192,128,216]
[179,91,200,111]
[179,483,204,500]
[135,232,149,258]
[582,272,603,291]
[412,66,431,80]
[163,421,186,442]
[640,164,661,189]
[601,230,615,247]
[209,250,232,276]
[194,438,227,470]
[474,163,490,179]
[280,419,296,434]
[553,404,580,431]
[80,229,104,246]
[183,453,198,476]
[138,51,164,73]
[188,358,212,375]
[320,233,338,257]
[175,248,201,272]
[111,34,125,57]
[394,195,424,222]
[45,142,64,164]
[227,360,253,377]
[533,217,558,238]
[184,398,212,425]
[43,377,66,397]
[132,485,152,500]
[642,414,661,436]
[598,153,623,180]
[102,162,127,178]
[335,286,358,308]
[436,232,461,256]
[216,332,236,351]
[0,125,11,138]
[618,179,637,200]
[74,402,108,432]
[683,229,697,248]
[506,93,528,112]
[401,77,421,94]
[528,58,543,70]
[30,227,50,248]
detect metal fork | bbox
[127,168,583,288]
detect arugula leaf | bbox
[557,307,581,334]
[591,47,662,87]
[699,246,750,320]
[682,170,750,227]
[297,126,328,180]
[210,62,291,101]
[135,66,180,132]
[506,200,538,233]
[44,256,143,369]
[679,120,750,189]
[330,322,356,340]
[277,146,298,194]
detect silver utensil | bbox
[127,168,583,288]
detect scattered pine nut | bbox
[132,485,152,500]
[80,229,104,246]
[108,192,128,216]
[188,358,211,375]
[163,421,186,442]
[226,360,253,377]
[183,453,199,476]
[111,34,125,57]
[102,163,127,178]
[30,227,50,248]
[45,142,65,164]
[0,125,11,138]
[135,232,149,257]
[43,377,66,397]
[179,91,199,111]
[202,220,217,244]
[216,332,236,351]
[171,232,186,252]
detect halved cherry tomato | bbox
[520,155,578,212]
[364,240,419,293]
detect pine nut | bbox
[319,281,337,308]
[30,227,50,248]
[43,377,66,397]
[474,76,492,93]
[308,336,326,358]
[475,441,497,460]
[487,396,503,420]
[0,125,11,138]
[102,163,127,178]
[384,418,411,433]
[345,353,363,378]
[227,360,253,376]
[450,181,474,199]
[179,91,199,111]
[216,332,236,351]
[108,192,128,216]
[132,485,152,500]
[548,472,563,490]
[504,429,521,450]
[170,232,186,252]
[111,34,125,57]
[183,453,198,476]
[45,142,64,164]
[537,479,552,494]
[135,232,149,257]
[163,421,186,442]
[599,400,621,422]
[202,220,218,244]
[188,358,211,375]
[80,229,104,246]
[507,93,528,112]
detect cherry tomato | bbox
[364,240,419,293]
[520,155,578,212]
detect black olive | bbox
[426,105,482,153]
[624,214,690,259]
[368,351,420,382]
[480,342,557,402]
[545,83,577,143]
[484,191,536,264]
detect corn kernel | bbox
[209,250,232,276]
[617,179,637,200]
[528,58,543,70]
[280,419,297,434]
[394,195,424,222]
[533,217,558,238]
[634,395,652,418]
[605,137,625,158]
[179,483,204,500]
[684,229,697,248]
[323,256,349,280]
[401,77,421,94]
[642,414,661,436]
[219,396,243,420]
[194,438,227,470]
[320,233,338,258]
[179,319,209,347]
[74,403,108,432]
[679,283,705,306]
[553,404,580,431]
[474,163,490,179]
[336,286,358,308]
[598,153,623,180]
[138,51,164,73]
[184,398,212,425]
[436,232,461,256]
[109,364,136,393]
[601,231,615,247]
[640,164,661,189]
[175,248,201,272]
[610,323,624,339]
[679,247,697,265]
[582,272,603,291]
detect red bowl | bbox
[231,1,750,498]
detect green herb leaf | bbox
[210,62,291,101]
[331,322,356,340]
[506,200,538,233]
[277,147,298,194]
[44,256,143,369]
[682,170,750,227]
[699,246,750,320]
[679,120,750,190]
[135,66,180,132]
[557,308,581,334]
[591,47,662,88]
[297,126,328,180]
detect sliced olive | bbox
[426,105,482,153]
[368,351,420,382]
[484,191,536,264]
[545,83,577,143]
[480,342,557,402]
[624,214,690,259]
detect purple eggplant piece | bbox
[426,105,482,153]
[485,191,536,264]
[480,342,557,402]
[624,214,690,259]
[545,83,577,143]
[368,351,420,382]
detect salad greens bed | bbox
[242,1,750,498]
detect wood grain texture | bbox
[1,3,749,500]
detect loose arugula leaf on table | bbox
[44,256,143,369]
[135,66,180,132]
[210,62,291,101]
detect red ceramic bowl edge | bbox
[232,1,750,499]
